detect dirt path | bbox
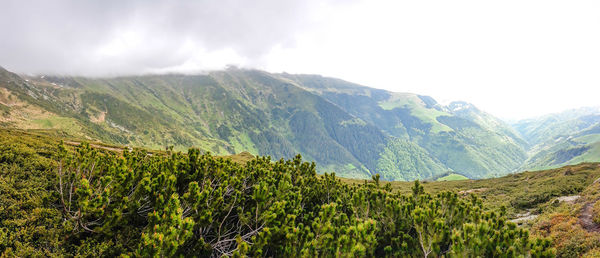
[65,141,127,153]
[579,202,600,232]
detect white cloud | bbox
[264,0,600,119]
[1,0,599,119]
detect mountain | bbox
[280,74,527,178]
[513,106,600,146]
[512,107,600,170]
[0,66,527,180]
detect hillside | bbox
[343,162,600,217]
[513,107,600,147]
[512,107,600,170]
[354,161,600,257]
[0,66,528,180]
[0,128,560,257]
[279,74,527,178]
[6,127,600,256]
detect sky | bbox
[1,0,599,120]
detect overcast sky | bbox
[1,0,599,120]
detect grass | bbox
[377,93,453,133]
[319,163,370,180]
[570,142,600,164]
[5,126,600,221]
[436,173,469,181]
[574,134,600,144]
[340,163,600,217]
[222,151,255,165]
[15,125,599,219]
[31,116,82,131]
[377,93,421,110]
[230,133,258,154]
[4,122,600,256]
[409,106,453,133]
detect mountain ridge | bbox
[0,66,551,180]
[512,107,600,170]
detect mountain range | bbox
[513,106,600,170]
[1,65,598,180]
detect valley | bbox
[3,1,599,256]
[3,66,599,256]
[5,66,595,181]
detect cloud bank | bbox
[0,0,334,76]
[1,0,599,119]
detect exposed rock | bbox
[556,195,580,204]
[458,188,488,195]
[90,111,106,123]
[510,214,538,224]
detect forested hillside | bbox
[0,129,557,257]
[281,74,528,179]
[0,66,528,180]
[513,107,600,170]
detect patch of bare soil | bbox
[65,141,125,153]
[458,188,488,195]
[90,111,106,123]
[580,202,600,232]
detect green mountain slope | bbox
[513,107,600,146]
[520,123,600,170]
[280,74,528,178]
[512,107,600,170]
[1,66,528,180]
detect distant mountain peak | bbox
[447,101,477,112]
